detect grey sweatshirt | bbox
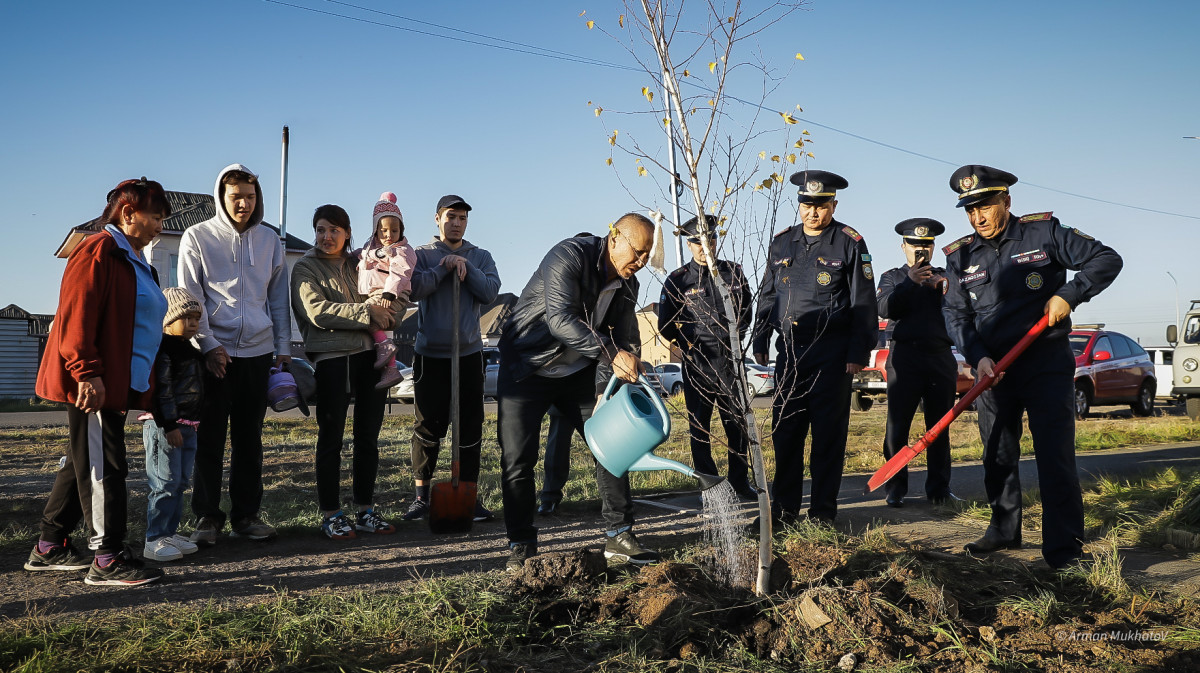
[177,163,291,358]
[410,237,501,358]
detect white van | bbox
[1167,301,1200,421]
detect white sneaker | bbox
[144,537,184,562]
[170,534,199,555]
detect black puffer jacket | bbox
[499,235,641,382]
[150,335,205,432]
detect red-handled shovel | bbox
[865,314,1051,493]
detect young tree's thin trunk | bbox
[641,0,774,596]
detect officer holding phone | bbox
[875,218,957,507]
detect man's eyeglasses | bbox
[609,224,652,263]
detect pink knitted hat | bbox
[372,192,404,231]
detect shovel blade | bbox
[428,480,477,534]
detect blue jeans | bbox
[144,420,197,541]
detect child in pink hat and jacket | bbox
[356,192,416,389]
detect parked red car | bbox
[1069,326,1156,417]
[851,320,975,411]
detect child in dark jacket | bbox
[142,288,206,562]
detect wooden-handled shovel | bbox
[865,315,1051,493]
[429,273,477,533]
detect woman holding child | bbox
[290,201,406,540]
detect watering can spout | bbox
[695,472,726,492]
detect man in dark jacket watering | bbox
[498,214,661,572]
[403,195,502,524]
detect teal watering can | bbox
[584,374,726,491]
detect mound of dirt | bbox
[504,541,1200,671]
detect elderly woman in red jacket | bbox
[26,178,171,588]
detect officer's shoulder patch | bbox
[1018,211,1053,223]
[1073,228,1095,240]
[942,234,975,255]
[773,226,794,238]
[668,266,688,280]
[841,225,862,241]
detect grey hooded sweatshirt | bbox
[178,163,291,358]
[410,237,501,358]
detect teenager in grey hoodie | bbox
[402,194,501,523]
[177,164,291,545]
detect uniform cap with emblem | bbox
[676,214,720,241]
[949,165,1018,208]
[788,170,848,204]
[894,218,945,243]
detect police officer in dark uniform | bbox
[942,165,1121,569]
[658,215,756,500]
[752,170,877,523]
[876,218,957,508]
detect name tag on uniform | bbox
[773,257,792,267]
[1012,251,1047,264]
[816,257,843,268]
[960,270,988,285]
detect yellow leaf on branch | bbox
[794,139,805,148]
[637,166,648,177]
[771,155,780,162]
[772,173,784,183]
[586,20,595,29]
[595,107,603,116]
[795,53,804,60]
[641,87,654,103]
[606,158,613,165]
[708,62,717,73]
[786,153,797,163]
[618,14,624,27]
[802,129,811,135]
[758,151,767,159]
[683,69,690,77]
[806,152,815,158]
[781,112,798,125]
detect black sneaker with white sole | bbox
[84,550,164,587]
[506,542,537,572]
[24,540,90,571]
[603,531,661,565]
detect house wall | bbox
[636,311,680,366]
[0,318,42,399]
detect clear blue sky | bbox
[2,1,1197,344]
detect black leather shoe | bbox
[964,533,1022,554]
[885,496,904,508]
[536,500,558,516]
[929,492,963,505]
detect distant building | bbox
[0,304,53,399]
[636,302,681,366]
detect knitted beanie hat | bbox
[163,286,202,328]
[372,192,404,232]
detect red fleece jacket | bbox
[37,230,156,411]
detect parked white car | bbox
[654,363,684,396]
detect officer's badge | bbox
[959,174,979,192]
[969,291,978,301]
[914,225,929,237]
[816,271,832,286]
[806,179,823,194]
[965,264,980,274]
[862,263,873,281]
[1026,272,1044,290]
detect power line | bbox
[261,0,638,71]
[262,0,1199,222]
